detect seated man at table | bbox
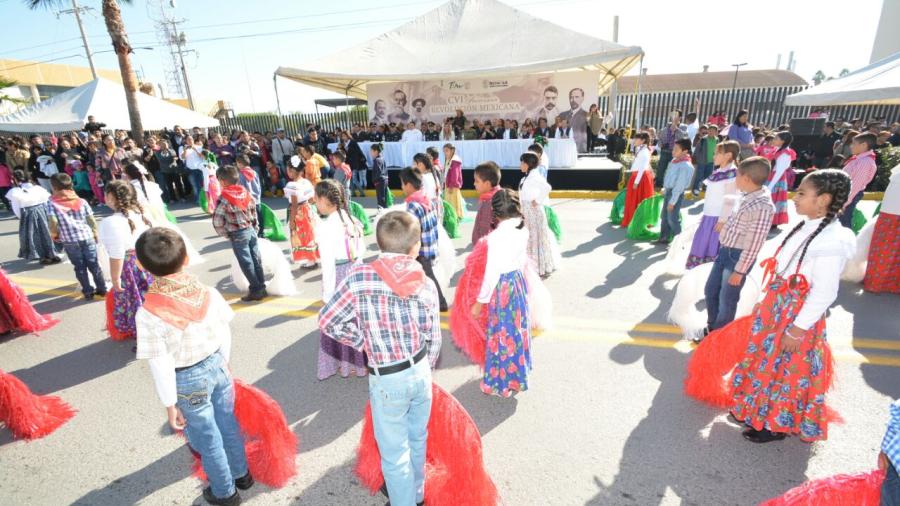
[424,122,440,142]
[385,124,402,142]
[401,121,424,143]
[552,118,572,139]
[368,123,384,143]
[499,119,518,140]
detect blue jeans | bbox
[692,163,715,192]
[368,356,432,506]
[188,169,205,204]
[659,189,684,240]
[656,149,673,188]
[839,191,864,228]
[176,351,248,500]
[62,240,106,296]
[704,246,747,331]
[884,461,900,506]
[351,170,367,195]
[229,228,265,293]
[375,178,389,208]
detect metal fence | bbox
[600,86,900,130]
[216,109,369,136]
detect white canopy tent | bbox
[785,52,900,106]
[0,78,219,133]
[275,0,643,99]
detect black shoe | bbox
[241,289,267,302]
[84,293,95,301]
[202,486,242,506]
[653,237,670,245]
[234,472,254,490]
[742,427,787,443]
[439,303,449,312]
[96,288,108,297]
[49,256,62,264]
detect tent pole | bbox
[345,85,352,130]
[273,73,284,129]
[635,54,644,133]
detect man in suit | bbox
[534,117,551,139]
[558,87,588,152]
[370,99,389,125]
[551,117,572,139]
[498,119,518,140]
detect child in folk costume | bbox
[213,166,267,302]
[413,152,443,219]
[87,164,105,205]
[427,147,444,185]
[201,157,222,215]
[622,132,654,228]
[98,181,153,340]
[329,151,352,199]
[686,140,740,269]
[655,139,695,245]
[318,211,442,506]
[840,132,878,229]
[765,131,796,229]
[133,228,252,506]
[285,163,319,267]
[529,143,550,179]
[298,146,325,187]
[313,180,367,380]
[686,169,856,444]
[443,143,465,219]
[400,167,449,312]
[471,161,501,245]
[519,152,559,277]
[864,163,899,293]
[46,174,106,300]
[470,189,533,397]
[236,155,264,238]
[7,169,61,265]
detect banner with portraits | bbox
[366,71,600,151]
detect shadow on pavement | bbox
[838,282,900,399]
[563,222,622,259]
[586,242,666,299]
[8,338,134,397]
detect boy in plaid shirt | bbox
[46,173,107,300]
[135,227,251,506]
[703,156,775,336]
[319,211,441,506]
[400,167,448,311]
[212,165,266,302]
[880,398,900,504]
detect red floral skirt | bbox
[864,212,899,293]
[622,171,654,227]
[291,202,319,265]
[730,275,835,442]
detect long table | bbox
[327,138,577,168]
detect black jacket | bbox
[346,140,367,172]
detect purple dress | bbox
[686,167,737,269]
[318,262,367,379]
[112,252,152,338]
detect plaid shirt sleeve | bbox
[317,277,365,353]
[734,204,774,274]
[883,399,900,469]
[211,203,228,237]
[420,279,442,367]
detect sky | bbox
[0,0,884,115]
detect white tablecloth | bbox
[327,139,577,169]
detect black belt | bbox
[367,346,427,376]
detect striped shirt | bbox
[719,187,775,274]
[883,398,900,470]
[318,256,442,368]
[843,150,877,204]
[406,200,439,260]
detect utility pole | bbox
[730,62,747,115]
[57,0,97,79]
[171,20,195,110]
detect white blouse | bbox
[881,164,900,216]
[422,171,441,202]
[98,212,149,259]
[137,290,234,407]
[284,178,314,203]
[131,179,165,208]
[477,219,529,303]
[702,165,739,217]
[767,153,792,191]
[629,146,651,185]
[774,218,856,330]
[519,169,551,205]
[7,183,50,218]
[315,211,365,301]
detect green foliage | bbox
[874,145,899,192]
[236,112,280,120]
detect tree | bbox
[0,77,30,109]
[839,68,850,78]
[812,70,826,86]
[28,0,144,144]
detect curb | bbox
[372,190,885,201]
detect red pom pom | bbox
[355,383,499,505]
[684,316,753,408]
[0,269,58,334]
[449,239,489,367]
[0,370,76,440]
[760,469,884,506]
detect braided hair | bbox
[105,180,150,233]
[776,169,851,271]
[314,179,361,240]
[123,163,148,200]
[491,188,525,229]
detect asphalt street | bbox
[0,194,897,506]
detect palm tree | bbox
[839,68,850,78]
[27,0,144,143]
[0,77,30,110]
[812,70,826,86]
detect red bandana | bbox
[672,154,692,164]
[336,162,352,180]
[143,273,211,330]
[405,189,432,212]
[479,186,500,202]
[220,184,251,210]
[371,255,426,298]
[239,167,257,183]
[50,190,83,212]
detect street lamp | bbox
[730,62,748,116]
